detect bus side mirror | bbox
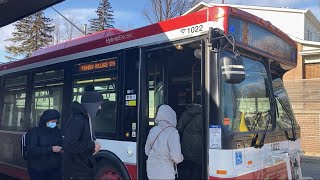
[221,55,245,84]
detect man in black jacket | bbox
[28,109,63,180]
[177,96,202,180]
[62,86,102,180]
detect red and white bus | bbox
[0,6,304,180]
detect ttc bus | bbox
[0,6,304,180]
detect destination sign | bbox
[79,59,116,72]
[228,17,296,64]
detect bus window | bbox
[272,77,298,129]
[2,91,26,130]
[34,70,64,82]
[222,54,272,132]
[30,87,63,127]
[5,75,27,87]
[73,75,117,133]
[30,70,64,127]
[1,75,27,130]
[148,61,165,125]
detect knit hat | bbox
[81,85,103,121]
[81,85,103,104]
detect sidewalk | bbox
[301,156,320,179]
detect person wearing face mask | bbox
[62,84,102,180]
[27,109,63,180]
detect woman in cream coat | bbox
[145,105,184,180]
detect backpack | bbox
[21,127,38,160]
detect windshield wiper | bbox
[275,95,297,141]
[257,111,272,148]
[250,111,262,147]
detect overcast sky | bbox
[0,0,319,62]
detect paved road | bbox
[302,156,320,179]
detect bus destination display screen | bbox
[228,17,296,64]
[78,59,117,72]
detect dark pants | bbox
[28,168,62,180]
[178,160,202,180]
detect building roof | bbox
[291,36,320,56]
[0,0,64,27]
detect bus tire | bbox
[96,160,125,180]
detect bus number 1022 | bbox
[271,143,280,151]
[181,25,203,34]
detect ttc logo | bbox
[180,28,186,34]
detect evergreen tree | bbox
[89,0,115,33]
[5,11,54,59]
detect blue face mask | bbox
[47,122,57,128]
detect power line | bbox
[50,7,86,35]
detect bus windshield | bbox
[272,77,298,129]
[221,52,272,132]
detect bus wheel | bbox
[96,161,124,180]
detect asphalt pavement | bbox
[302,156,320,180]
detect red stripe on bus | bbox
[0,161,289,180]
[125,164,137,180]
[209,162,288,179]
[0,163,29,180]
[0,9,208,72]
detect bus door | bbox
[138,40,207,179]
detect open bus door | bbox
[137,39,209,179]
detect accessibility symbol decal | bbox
[235,151,242,166]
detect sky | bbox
[0,0,320,63]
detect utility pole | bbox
[51,7,86,35]
[83,24,87,36]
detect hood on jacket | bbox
[38,109,60,127]
[155,105,177,127]
[186,103,202,115]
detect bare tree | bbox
[52,12,83,44]
[52,17,62,44]
[142,0,201,23]
[63,13,82,41]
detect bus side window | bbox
[31,70,64,127]
[73,74,118,134]
[1,75,27,131]
[2,92,26,130]
[31,88,63,127]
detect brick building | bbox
[186,2,320,156]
